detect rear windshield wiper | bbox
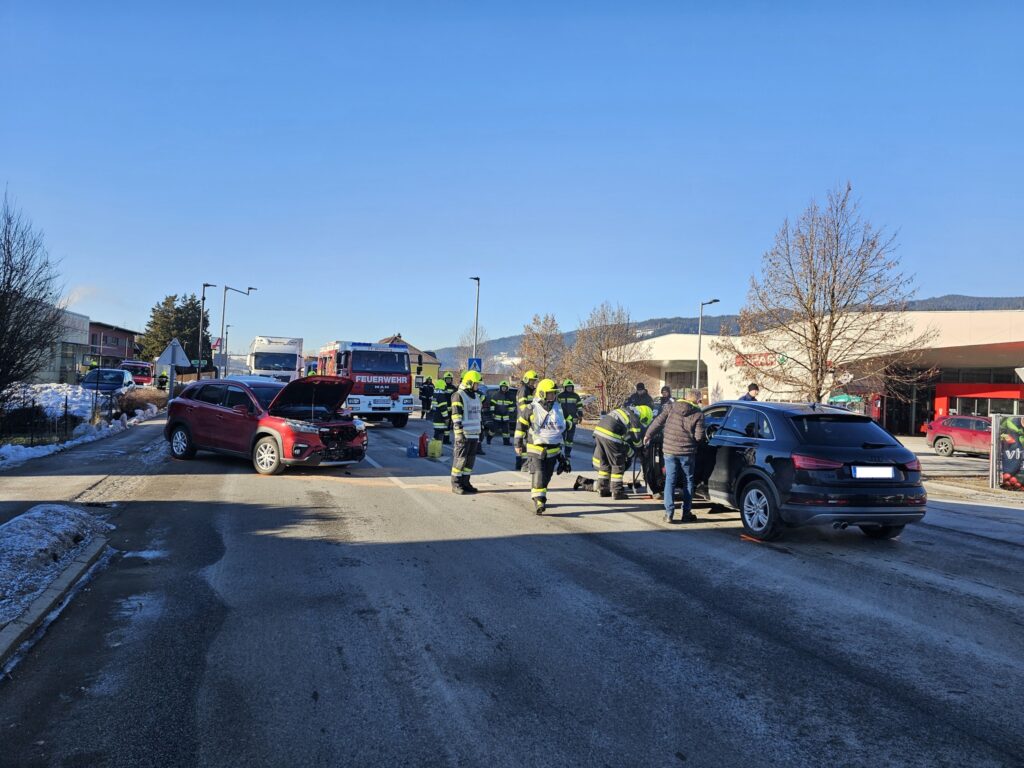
[861,442,891,449]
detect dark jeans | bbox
[664,453,695,516]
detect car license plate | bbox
[852,465,894,479]
[373,398,391,405]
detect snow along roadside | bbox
[0,404,160,471]
[0,504,113,630]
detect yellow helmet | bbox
[522,370,539,383]
[635,405,654,426]
[461,370,482,388]
[536,378,557,397]
[562,379,575,388]
[499,380,509,388]
[443,370,454,380]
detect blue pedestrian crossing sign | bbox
[468,357,482,372]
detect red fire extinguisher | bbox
[418,431,428,457]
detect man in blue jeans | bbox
[643,389,706,523]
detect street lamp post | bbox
[469,277,481,361]
[224,325,231,375]
[696,298,720,393]
[198,282,216,380]
[219,285,257,376]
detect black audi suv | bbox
[650,401,926,540]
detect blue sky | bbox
[2,1,1021,356]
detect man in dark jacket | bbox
[657,386,674,413]
[624,383,654,409]
[644,389,705,523]
[739,383,760,401]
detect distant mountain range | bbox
[434,295,1024,368]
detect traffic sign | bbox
[190,359,208,366]
[468,357,482,372]
[156,338,191,367]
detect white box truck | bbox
[247,336,303,382]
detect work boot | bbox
[462,477,479,494]
[487,435,493,445]
[514,455,522,472]
[680,510,697,523]
[612,487,628,501]
[443,434,451,445]
[476,445,486,456]
[451,477,466,495]
[598,480,611,498]
[534,498,546,515]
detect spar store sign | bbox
[735,353,788,368]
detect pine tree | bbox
[138,294,211,364]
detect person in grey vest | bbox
[513,378,566,515]
[451,371,484,495]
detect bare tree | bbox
[516,314,566,380]
[451,325,490,371]
[714,183,935,402]
[0,193,66,405]
[569,302,651,413]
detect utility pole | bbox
[224,325,231,375]
[198,282,216,380]
[470,277,481,360]
[219,285,257,376]
[696,298,720,393]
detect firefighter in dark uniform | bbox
[514,370,540,471]
[490,381,516,446]
[430,370,456,444]
[592,404,654,499]
[450,370,483,494]
[557,379,583,458]
[514,378,566,515]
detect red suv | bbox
[925,416,991,457]
[165,375,367,474]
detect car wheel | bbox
[859,524,905,540]
[169,425,196,459]
[739,480,783,540]
[253,436,284,475]
[391,414,409,428]
[933,437,954,457]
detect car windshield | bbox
[789,414,899,447]
[352,350,409,374]
[121,364,150,375]
[84,371,125,385]
[252,353,299,371]
[250,385,283,409]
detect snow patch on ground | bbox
[3,383,101,419]
[0,504,112,626]
[122,549,168,560]
[0,403,161,471]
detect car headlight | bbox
[283,419,320,435]
[347,397,361,406]
[353,418,366,431]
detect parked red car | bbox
[120,360,154,386]
[165,375,367,474]
[925,416,991,457]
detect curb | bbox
[0,535,108,668]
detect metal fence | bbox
[0,393,92,448]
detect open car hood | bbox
[267,376,354,415]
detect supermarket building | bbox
[621,310,1024,435]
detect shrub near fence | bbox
[0,395,84,448]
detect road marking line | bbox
[364,455,410,489]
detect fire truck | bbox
[317,341,416,427]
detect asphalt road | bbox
[1,418,1023,767]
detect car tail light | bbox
[902,458,921,471]
[791,453,844,471]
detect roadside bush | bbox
[119,388,168,416]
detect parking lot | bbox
[1,417,1023,767]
